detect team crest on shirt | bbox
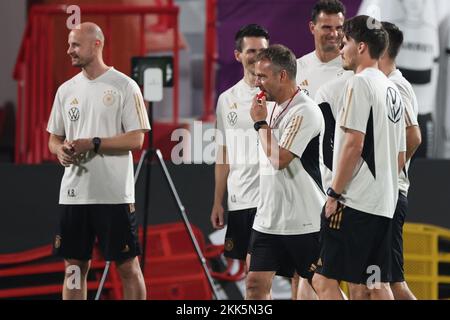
[54,235,61,249]
[224,239,234,251]
[103,90,117,107]
[386,87,403,123]
[227,111,238,126]
[68,107,80,121]
[300,88,310,96]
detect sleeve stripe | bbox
[342,88,353,127]
[133,93,145,128]
[280,115,303,150]
[280,116,298,149]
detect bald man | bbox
[47,22,150,300]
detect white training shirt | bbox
[253,91,326,235]
[334,68,406,218]
[359,0,441,115]
[47,67,150,204]
[388,69,419,196]
[314,71,354,190]
[215,79,260,211]
[296,51,347,98]
[446,24,450,145]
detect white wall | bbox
[0,0,26,107]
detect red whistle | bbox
[256,91,266,100]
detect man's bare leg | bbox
[297,277,318,300]
[246,271,275,300]
[62,259,90,300]
[348,283,370,300]
[312,273,345,300]
[368,282,395,300]
[291,273,300,300]
[116,257,146,300]
[391,282,416,300]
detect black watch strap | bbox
[327,187,342,200]
[92,137,101,153]
[254,120,268,131]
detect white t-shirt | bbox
[215,79,260,211]
[359,0,441,115]
[47,67,151,204]
[296,51,347,98]
[314,72,354,190]
[388,69,419,196]
[446,23,450,143]
[253,91,326,235]
[334,68,406,218]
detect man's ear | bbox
[309,21,315,35]
[357,42,366,55]
[234,49,241,63]
[279,69,288,82]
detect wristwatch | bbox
[92,137,101,153]
[326,187,342,200]
[254,120,268,131]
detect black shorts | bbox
[248,229,320,280]
[54,204,141,261]
[391,192,408,283]
[224,208,256,260]
[315,204,392,284]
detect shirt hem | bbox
[59,199,135,205]
[252,224,320,235]
[341,201,393,219]
[227,203,259,211]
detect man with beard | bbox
[295,0,350,299]
[296,0,348,99]
[246,44,325,300]
[47,22,150,300]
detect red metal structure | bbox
[13,3,180,164]
[0,223,244,300]
[202,0,217,121]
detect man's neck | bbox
[276,84,298,105]
[315,48,340,63]
[379,61,396,77]
[243,69,257,87]
[355,59,379,74]
[82,59,110,80]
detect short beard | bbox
[322,44,339,53]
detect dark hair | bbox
[381,21,404,59]
[343,15,388,60]
[311,0,346,23]
[235,24,270,52]
[256,44,297,80]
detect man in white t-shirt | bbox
[245,45,325,300]
[47,22,150,300]
[359,0,442,158]
[295,0,351,300]
[378,21,422,300]
[312,16,406,300]
[211,24,269,274]
[296,0,348,99]
[315,73,353,191]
